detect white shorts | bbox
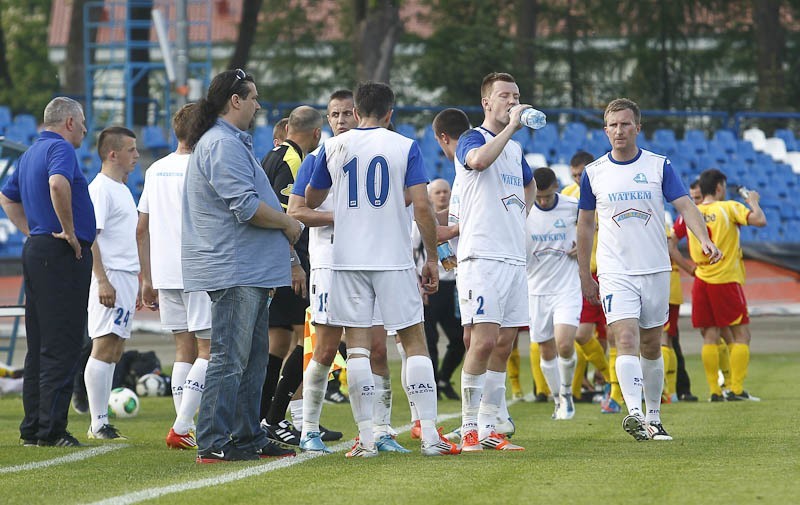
[528,290,582,343]
[88,270,138,339]
[456,258,528,327]
[598,271,670,329]
[328,268,422,331]
[158,289,212,336]
[311,268,384,326]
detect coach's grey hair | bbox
[43,97,84,127]
[288,105,323,133]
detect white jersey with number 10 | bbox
[308,126,429,271]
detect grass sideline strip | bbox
[0,444,127,474]
[86,412,462,505]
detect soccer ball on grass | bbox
[108,387,140,418]
[136,373,167,397]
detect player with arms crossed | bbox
[577,98,721,441]
[455,72,536,452]
[305,82,458,457]
[526,166,582,420]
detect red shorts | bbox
[580,274,607,339]
[691,278,750,328]
[664,304,680,337]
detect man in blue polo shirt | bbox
[0,96,95,447]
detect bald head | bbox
[428,178,451,211]
[288,106,323,134]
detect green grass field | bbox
[1,354,798,505]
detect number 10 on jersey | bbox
[343,156,390,208]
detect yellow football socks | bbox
[572,344,588,399]
[729,342,750,395]
[608,346,624,404]
[718,339,731,388]
[702,344,722,396]
[662,345,677,398]
[529,342,551,397]
[578,337,609,380]
[507,346,522,398]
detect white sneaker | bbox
[495,416,516,437]
[646,421,673,441]
[345,440,378,458]
[556,394,575,420]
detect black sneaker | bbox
[646,422,673,441]
[709,393,725,402]
[196,446,259,463]
[263,419,300,447]
[88,424,127,440]
[438,381,460,401]
[20,438,38,447]
[324,389,349,404]
[257,440,296,458]
[729,390,761,402]
[533,393,549,403]
[38,432,85,447]
[319,424,343,441]
[72,391,89,415]
[678,393,699,402]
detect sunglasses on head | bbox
[229,68,247,93]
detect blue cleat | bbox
[300,432,332,454]
[601,397,622,414]
[376,434,411,453]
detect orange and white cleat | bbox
[410,420,422,440]
[166,428,196,450]
[345,440,378,458]
[479,431,524,451]
[421,428,461,456]
[459,429,483,453]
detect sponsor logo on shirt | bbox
[530,232,567,242]
[533,247,566,260]
[633,173,648,184]
[612,208,652,226]
[501,194,526,213]
[554,218,566,228]
[280,184,294,197]
[608,190,652,202]
[501,173,523,187]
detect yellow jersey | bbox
[563,182,598,272]
[688,200,750,285]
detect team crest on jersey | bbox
[501,194,526,213]
[633,173,648,184]
[612,208,652,226]
[554,218,567,228]
[280,184,294,197]
[533,248,566,260]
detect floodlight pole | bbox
[175,0,189,107]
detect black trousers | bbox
[423,280,464,384]
[20,235,92,442]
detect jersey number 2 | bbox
[343,156,389,208]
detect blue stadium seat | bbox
[707,144,729,165]
[4,125,30,145]
[562,122,587,143]
[395,123,416,140]
[13,113,37,133]
[712,130,737,154]
[253,125,274,161]
[685,129,706,143]
[736,140,758,165]
[126,165,145,202]
[0,106,11,134]
[774,129,797,152]
[533,124,558,145]
[512,128,530,147]
[678,138,707,157]
[142,126,170,156]
[653,129,677,144]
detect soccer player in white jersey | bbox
[84,127,140,440]
[526,167,582,420]
[137,104,212,450]
[454,72,535,452]
[289,90,406,454]
[577,98,722,441]
[305,82,459,457]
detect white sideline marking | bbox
[0,444,128,474]
[87,412,462,505]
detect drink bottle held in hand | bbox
[520,108,547,130]
[437,242,457,271]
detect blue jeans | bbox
[197,286,273,453]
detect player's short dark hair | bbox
[273,118,288,142]
[172,103,197,143]
[481,72,516,99]
[570,150,595,169]
[698,168,727,197]
[355,82,394,119]
[533,166,558,190]
[689,178,700,190]
[97,126,136,161]
[433,108,471,139]
[604,97,641,125]
[329,89,353,102]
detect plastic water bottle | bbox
[520,108,547,130]
[737,186,750,199]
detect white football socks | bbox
[301,359,328,438]
[173,358,207,434]
[616,354,644,417]
[478,370,505,439]
[406,355,438,443]
[396,341,419,423]
[540,356,560,404]
[170,361,192,415]
[461,370,485,434]
[346,356,375,448]
[640,355,664,424]
[85,356,111,433]
[372,373,392,437]
[289,399,303,428]
[558,352,577,397]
